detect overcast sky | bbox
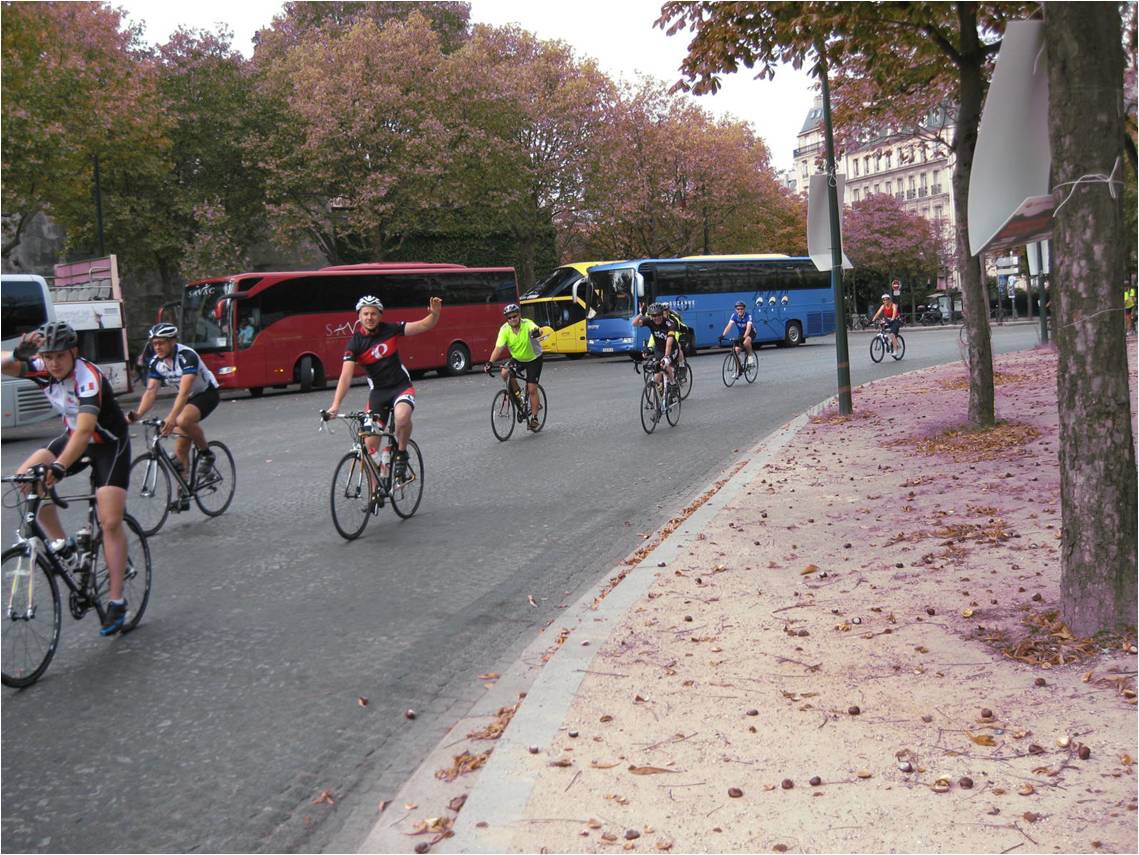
[116,0,818,171]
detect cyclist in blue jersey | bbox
[128,323,221,509]
[720,301,757,371]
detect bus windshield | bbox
[590,267,639,319]
[182,280,235,353]
[521,266,580,301]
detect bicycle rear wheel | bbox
[640,383,660,434]
[491,389,515,441]
[193,441,236,517]
[677,362,693,400]
[1,545,61,688]
[330,452,371,540]
[128,453,171,536]
[870,337,885,363]
[892,334,906,361]
[390,439,424,519]
[721,352,739,387]
[743,352,758,383]
[91,514,152,634]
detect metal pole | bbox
[1035,241,1049,343]
[816,40,852,415]
[93,153,106,257]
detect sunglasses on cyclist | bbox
[505,314,520,321]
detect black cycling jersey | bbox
[642,317,677,352]
[342,321,411,389]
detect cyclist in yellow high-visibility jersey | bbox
[485,303,547,430]
[1124,285,1136,335]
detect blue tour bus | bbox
[585,255,836,354]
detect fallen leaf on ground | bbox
[312,790,335,805]
[477,672,500,681]
[801,564,819,575]
[591,760,621,769]
[628,765,678,775]
[528,595,538,607]
[967,732,997,746]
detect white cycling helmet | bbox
[356,295,384,311]
[148,322,178,339]
[881,294,892,301]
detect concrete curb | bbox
[357,389,842,854]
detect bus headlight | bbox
[216,366,237,375]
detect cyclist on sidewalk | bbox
[720,300,757,372]
[634,303,679,397]
[128,323,220,512]
[1,321,131,635]
[484,303,546,431]
[870,294,902,353]
[326,295,443,482]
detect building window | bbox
[920,172,928,188]
[934,205,943,222]
[874,183,880,194]
[853,189,860,202]
[853,159,860,177]
[885,181,893,195]
[921,146,928,162]
[885,151,892,169]
[864,156,871,174]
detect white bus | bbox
[1,274,57,428]
[50,256,131,395]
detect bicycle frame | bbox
[326,412,401,499]
[140,421,201,495]
[490,362,535,420]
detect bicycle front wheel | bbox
[743,352,758,383]
[892,335,906,361]
[1,545,61,688]
[721,352,739,387]
[194,441,236,517]
[677,362,693,400]
[91,514,152,634]
[640,383,660,434]
[665,386,682,426]
[127,453,171,536]
[870,336,885,363]
[491,389,515,441]
[390,439,424,519]
[529,384,548,432]
[330,452,371,540]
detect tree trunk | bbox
[1046,2,1138,635]
[953,3,996,427]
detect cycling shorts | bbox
[511,355,543,384]
[47,433,132,490]
[367,383,416,417]
[187,385,220,420]
[886,319,902,334]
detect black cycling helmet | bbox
[35,321,78,352]
[735,301,746,309]
[148,322,178,339]
[356,295,383,311]
[503,303,521,316]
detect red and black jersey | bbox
[342,321,411,389]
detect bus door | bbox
[752,290,776,342]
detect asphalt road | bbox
[0,324,1040,853]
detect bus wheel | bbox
[249,387,265,398]
[298,355,322,392]
[784,321,803,347]
[444,343,470,376]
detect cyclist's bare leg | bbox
[174,403,207,474]
[94,486,127,601]
[526,380,540,417]
[16,448,66,541]
[663,341,677,384]
[392,400,413,453]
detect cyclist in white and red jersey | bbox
[326,294,442,481]
[1,321,132,635]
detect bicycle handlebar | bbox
[1,465,69,509]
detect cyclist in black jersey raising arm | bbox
[1,322,133,635]
[128,323,221,508]
[326,295,442,481]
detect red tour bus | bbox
[172,263,518,396]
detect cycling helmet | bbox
[35,321,78,352]
[148,322,178,339]
[648,302,665,316]
[881,294,892,301]
[735,301,746,309]
[503,303,521,316]
[356,295,384,311]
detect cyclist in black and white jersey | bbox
[1,321,133,635]
[127,323,220,510]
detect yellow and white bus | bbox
[520,261,618,357]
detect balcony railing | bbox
[931,184,943,194]
[918,187,928,197]
[906,190,916,199]
[895,192,905,200]
[793,142,823,159]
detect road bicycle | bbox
[718,336,758,386]
[636,354,681,434]
[127,418,236,536]
[1,465,152,688]
[487,361,547,441]
[870,323,906,363]
[320,409,424,541]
